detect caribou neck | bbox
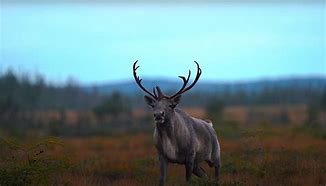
[156,111,178,139]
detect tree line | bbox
[0,70,325,137]
[1,70,325,114]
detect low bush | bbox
[0,137,71,185]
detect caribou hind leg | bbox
[214,162,220,182]
[206,158,220,183]
[205,159,214,167]
[192,164,208,178]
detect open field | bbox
[1,125,325,186]
[1,4,325,185]
[1,103,325,185]
[6,104,324,127]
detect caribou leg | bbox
[185,152,196,182]
[193,164,208,178]
[185,161,194,182]
[159,154,168,186]
[215,163,220,182]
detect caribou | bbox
[132,61,221,186]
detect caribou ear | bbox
[144,95,155,107]
[171,95,182,108]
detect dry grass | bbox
[1,104,325,185]
[135,105,316,125]
[43,128,326,186]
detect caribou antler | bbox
[133,60,158,99]
[169,61,202,99]
[133,60,201,99]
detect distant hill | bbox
[83,77,326,97]
[1,70,325,111]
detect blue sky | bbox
[0,2,325,84]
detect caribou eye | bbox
[169,104,174,108]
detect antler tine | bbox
[168,70,191,98]
[133,60,157,99]
[153,87,157,98]
[169,61,202,98]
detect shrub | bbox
[93,92,131,118]
[0,137,71,185]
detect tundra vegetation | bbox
[0,70,325,185]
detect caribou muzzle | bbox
[154,111,165,124]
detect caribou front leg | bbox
[185,152,195,182]
[159,154,168,186]
[185,161,194,182]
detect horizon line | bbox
[86,74,326,87]
[1,69,325,86]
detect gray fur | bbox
[146,96,221,186]
[133,60,220,185]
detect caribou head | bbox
[132,60,202,125]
